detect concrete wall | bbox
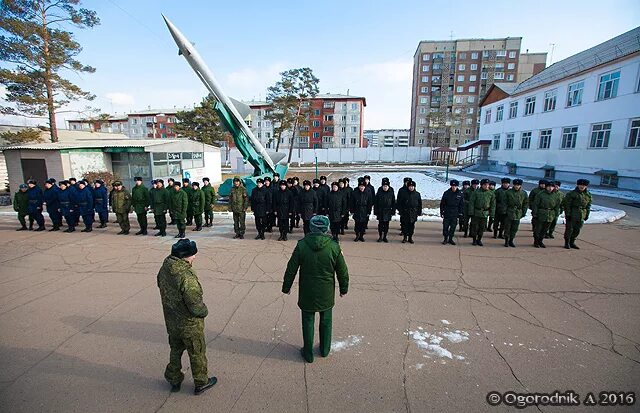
[0,152,8,191]
[228,146,433,172]
[68,150,112,179]
[182,151,222,184]
[4,150,64,192]
[480,53,640,190]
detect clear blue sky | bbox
[2,0,639,129]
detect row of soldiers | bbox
[237,174,423,243]
[12,176,217,239]
[442,177,592,248]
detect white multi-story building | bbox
[364,129,410,147]
[478,27,640,190]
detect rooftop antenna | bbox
[549,43,556,65]
[449,30,454,41]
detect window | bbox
[505,133,514,149]
[470,64,478,71]
[459,52,467,59]
[492,134,500,150]
[351,138,357,144]
[521,132,531,149]
[597,70,620,100]
[458,64,466,71]
[469,75,477,82]
[312,120,320,127]
[419,118,426,125]
[341,138,346,145]
[454,96,463,103]
[433,63,441,70]
[465,118,473,125]
[482,50,489,58]
[352,103,359,110]
[471,52,478,59]
[421,76,429,83]
[323,101,334,109]
[480,72,488,80]
[467,108,474,114]
[350,115,357,122]
[418,128,425,134]
[312,132,319,138]
[322,136,332,143]
[467,96,475,103]
[257,132,261,138]
[590,122,611,148]
[507,63,515,70]
[419,107,426,114]
[457,75,464,82]
[539,129,552,149]
[469,86,476,93]
[600,174,618,187]
[509,51,516,58]
[422,65,430,72]
[314,109,321,116]
[323,126,334,132]
[562,126,578,149]
[422,53,430,61]
[496,50,507,57]
[324,115,333,121]
[419,97,428,104]
[456,86,464,93]
[465,128,472,135]
[351,126,357,133]
[507,74,514,81]
[495,63,504,70]
[496,105,504,122]
[418,139,424,144]
[524,96,536,115]
[484,109,492,124]
[543,90,557,112]
[566,81,584,107]
[628,119,640,147]
[433,53,444,59]
[509,101,518,118]
[494,72,505,80]
[432,76,441,83]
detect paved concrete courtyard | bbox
[0,214,638,412]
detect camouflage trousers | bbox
[164,330,209,387]
[116,213,130,232]
[233,212,246,235]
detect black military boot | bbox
[98,222,107,228]
[81,226,92,233]
[177,231,185,239]
[194,377,217,395]
[260,231,265,240]
[441,237,448,245]
[463,231,468,238]
[383,231,389,243]
[377,230,383,243]
[408,236,414,244]
[155,231,163,237]
[48,226,60,232]
[509,238,516,248]
[564,239,571,249]
[34,226,45,232]
[402,235,407,244]
[534,238,540,248]
[255,232,261,240]
[548,233,555,239]
[135,229,144,235]
[472,237,477,246]
[504,238,509,247]
[539,238,546,248]
[493,229,498,239]
[476,236,483,247]
[498,231,503,239]
[570,240,580,249]
[193,226,202,231]
[16,225,28,231]
[448,237,456,245]
[354,233,359,242]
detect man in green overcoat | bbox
[167,178,176,225]
[151,179,170,237]
[528,179,547,234]
[157,238,217,395]
[467,178,496,246]
[190,182,206,231]
[13,183,29,231]
[503,179,528,247]
[182,178,194,226]
[112,181,132,235]
[229,176,249,239]
[202,177,216,228]
[282,215,349,363]
[546,180,564,239]
[131,177,151,235]
[531,181,561,248]
[170,182,189,239]
[562,179,592,250]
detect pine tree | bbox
[174,95,230,146]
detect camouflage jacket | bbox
[467,188,496,218]
[229,185,249,213]
[112,188,132,214]
[157,255,208,335]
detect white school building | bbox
[478,27,640,190]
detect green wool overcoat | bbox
[467,188,496,218]
[170,189,189,220]
[531,190,561,223]
[505,188,528,220]
[131,184,151,214]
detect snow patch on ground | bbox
[407,324,469,361]
[331,335,363,352]
[440,319,451,325]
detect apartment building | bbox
[479,27,640,190]
[410,37,546,147]
[67,109,179,140]
[364,129,410,147]
[247,93,366,149]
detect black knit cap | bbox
[156,179,164,184]
[489,181,496,186]
[264,176,271,182]
[202,177,210,182]
[357,178,366,186]
[171,239,198,258]
[331,181,339,187]
[183,178,190,183]
[554,180,561,186]
[501,177,511,183]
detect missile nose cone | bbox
[162,15,190,56]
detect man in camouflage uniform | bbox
[467,179,495,246]
[13,183,29,231]
[283,215,349,363]
[132,177,151,235]
[546,181,564,239]
[528,179,547,235]
[531,181,561,248]
[157,238,217,395]
[112,181,132,235]
[202,177,216,228]
[462,179,478,237]
[563,179,592,250]
[182,178,195,226]
[170,182,189,239]
[486,180,497,232]
[151,179,170,237]
[503,179,528,247]
[229,176,249,239]
[167,178,176,225]
[190,182,205,231]
[493,178,511,239]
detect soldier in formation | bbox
[229,176,249,239]
[467,179,496,246]
[439,179,464,245]
[132,177,151,235]
[350,178,373,242]
[250,178,271,240]
[374,177,395,243]
[93,180,109,228]
[43,179,62,231]
[190,182,205,231]
[546,181,564,239]
[151,179,170,237]
[170,181,189,239]
[399,180,422,244]
[531,180,562,248]
[298,180,318,235]
[202,177,216,228]
[503,178,528,247]
[563,179,592,249]
[273,179,294,241]
[493,178,511,239]
[327,181,347,242]
[13,184,29,231]
[77,180,95,232]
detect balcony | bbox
[430,100,441,108]
[432,57,443,63]
[431,77,441,85]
